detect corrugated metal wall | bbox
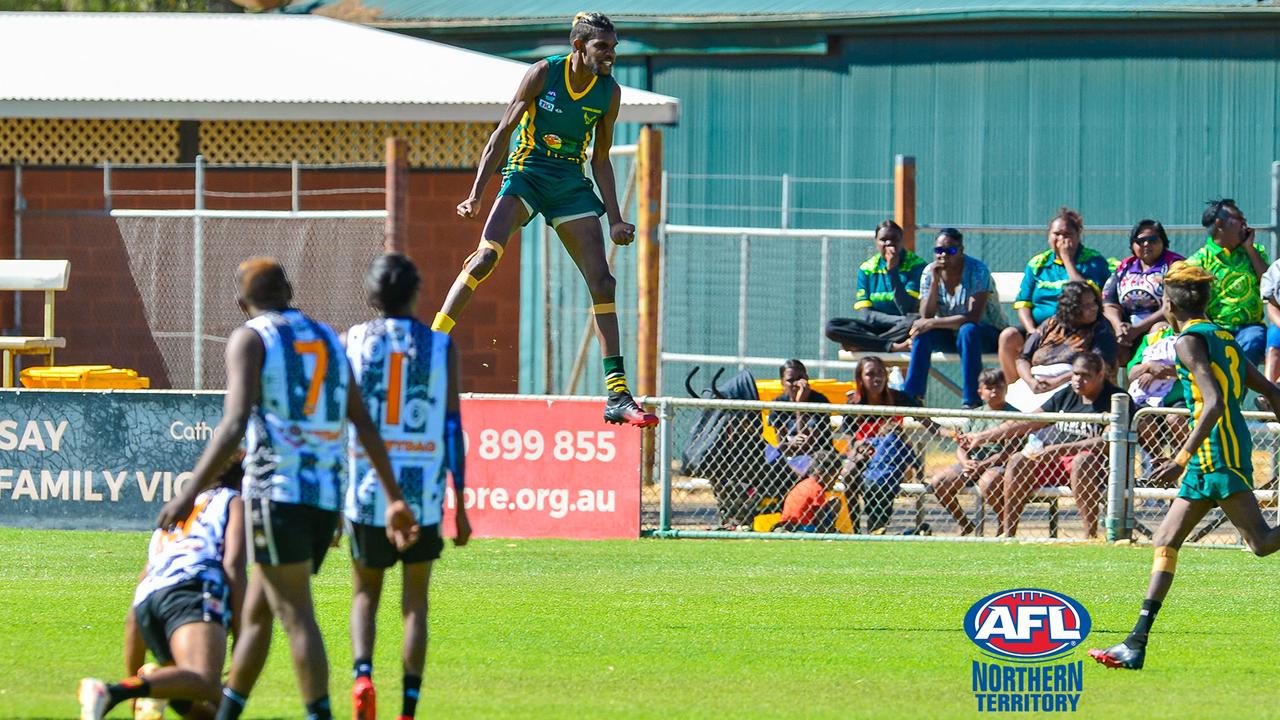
[521,26,1280,395]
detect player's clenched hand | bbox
[610,221,636,245]
[457,197,482,219]
[453,505,472,547]
[156,493,196,530]
[1149,459,1185,488]
[385,499,420,551]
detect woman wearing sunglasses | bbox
[1102,220,1183,363]
[901,228,1007,408]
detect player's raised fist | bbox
[611,221,636,246]
[457,197,482,219]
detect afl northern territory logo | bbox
[965,589,1091,660]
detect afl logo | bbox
[964,589,1090,660]
[543,133,563,150]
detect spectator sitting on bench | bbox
[838,356,922,534]
[998,207,1112,383]
[900,228,1006,409]
[1102,219,1183,364]
[1128,323,1191,484]
[765,359,833,484]
[927,369,1021,536]
[775,451,845,534]
[825,220,925,353]
[1010,280,1117,409]
[1184,198,1269,365]
[958,352,1132,539]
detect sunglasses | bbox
[1133,235,1162,245]
[933,246,960,256]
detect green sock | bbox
[603,355,629,394]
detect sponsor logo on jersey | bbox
[538,98,556,112]
[543,133,563,150]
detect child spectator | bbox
[838,356,923,534]
[1127,322,1178,407]
[776,452,845,533]
[927,369,1021,535]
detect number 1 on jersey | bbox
[386,351,404,426]
[293,339,329,416]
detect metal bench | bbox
[0,259,70,387]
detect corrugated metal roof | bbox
[306,0,1280,25]
[0,12,679,123]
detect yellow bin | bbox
[20,365,151,390]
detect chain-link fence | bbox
[646,397,1117,540]
[114,213,386,389]
[1130,407,1280,545]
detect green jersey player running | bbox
[432,11,657,428]
[1090,256,1280,670]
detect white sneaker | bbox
[134,663,167,720]
[134,696,167,720]
[77,678,108,720]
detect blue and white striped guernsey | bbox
[243,309,349,511]
[344,318,449,528]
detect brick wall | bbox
[4,167,519,392]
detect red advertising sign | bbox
[440,397,642,540]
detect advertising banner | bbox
[0,389,223,530]
[447,397,641,540]
[0,391,641,538]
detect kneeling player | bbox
[79,457,246,719]
[346,254,472,720]
[1090,261,1280,669]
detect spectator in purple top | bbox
[1102,220,1184,363]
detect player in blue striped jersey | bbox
[157,258,419,720]
[344,254,471,720]
[79,456,245,720]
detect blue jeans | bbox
[1267,324,1280,351]
[902,322,1001,406]
[1233,323,1266,366]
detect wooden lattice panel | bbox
[200,121,495,169]
[0,118,179,165]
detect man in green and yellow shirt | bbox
[1183,198,1268,364]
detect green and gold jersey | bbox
[1176,319,1252,475]
[504,54,617,175]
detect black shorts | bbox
[246,499,339,573]
[135,574,230,666]
[348,521,443,569]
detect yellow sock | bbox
[432,312,456,334]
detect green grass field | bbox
[5,528,1279,719]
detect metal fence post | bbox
[1270,160,1279,263]
[11,163,22,335]
[192,155,205,391]
[780,173,790,230]
[1106,393,1134,542]
[819,234,830,365]
[737,234,749,370]
[657,398,673,533]
[291,159,300,214]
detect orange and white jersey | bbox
[133,487,238,607]
[344,318,449,527]
[243,309,349,511]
